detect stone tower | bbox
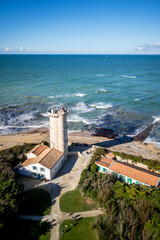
[48,107,68,160]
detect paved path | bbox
[19,148,103,240]
[17,209,103,222]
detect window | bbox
[115,173,118,178]
[106,168,108,172]
[40,167,45,172]
[98,166,101,171]
[130,179,132,184]
[136,181,140,186]
[127,178,130,183]
[103,168,105,172]
[123,176,126,181]
[32,166,37,170]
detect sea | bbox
[0,54,160,146]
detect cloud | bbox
[136,42,160,51]
[19,46,24,51]
[0,46,61,54]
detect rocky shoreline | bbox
[0,126,159,161]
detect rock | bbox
[91,128,119,139]
[134,124,154,142]
[18,153,25,161]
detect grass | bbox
[59,188,98,213]
[59,217,97,240]
[18,188,51,215]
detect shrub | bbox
[91,164,98,173]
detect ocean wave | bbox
[128,125,147,137]
[41,113,48,117]
[68,129,81,134]
[73,93,86,97]
[48,92,86,99]
[144,137,160,148]
[89,102,113,109]
[152,116,160,123]
[92,117,105,126]
[71,102,93,113]
[95,88,108,94]
[18,112,34,121]
[120,75,136,79]
[67,114,91,125]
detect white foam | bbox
[13,112,34,122]
[41,113,48,117]
[95,88,108,94]
[134,98,140,101]
[128,125,146,137]
[71,102,93,113]
[153,116,160,123]
[68,114,91,124]
[68,129,81,134]
[73,93,86,97]
[120,75,136,79]
[48,92,86,99]
[48,96,56,99]
[144,137,160,148]
[89,102,113,109]
[48,94,67,99]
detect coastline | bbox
[0,127,159,161]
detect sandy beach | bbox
[0,127,159,161]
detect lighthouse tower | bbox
[48,107,68,160]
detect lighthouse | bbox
[48,107,68,160]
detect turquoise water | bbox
[0,55,160,145]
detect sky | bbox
[0,0,160,54]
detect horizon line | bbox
[0,53,160,55]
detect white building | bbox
[18,107,68,180]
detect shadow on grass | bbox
[17,182,63,215]
[1,218,50,240]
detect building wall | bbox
[18,163,51,180]
[97,164,150,187]
[50,155,65,179]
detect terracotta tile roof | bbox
[28,144,41,154]
[22,147,63,170]
[96,156,114,169]
[39,148,63,169]
[106,153,116,159]
[110,161,160,186]
[101,156,114,164]
[96,160,111,169]
[21,158,40,166]
[28,144,49,156]
[22,148,51,166]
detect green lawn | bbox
[17,188,51,215]
[59,188,98,213]
[60,217,98,240]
